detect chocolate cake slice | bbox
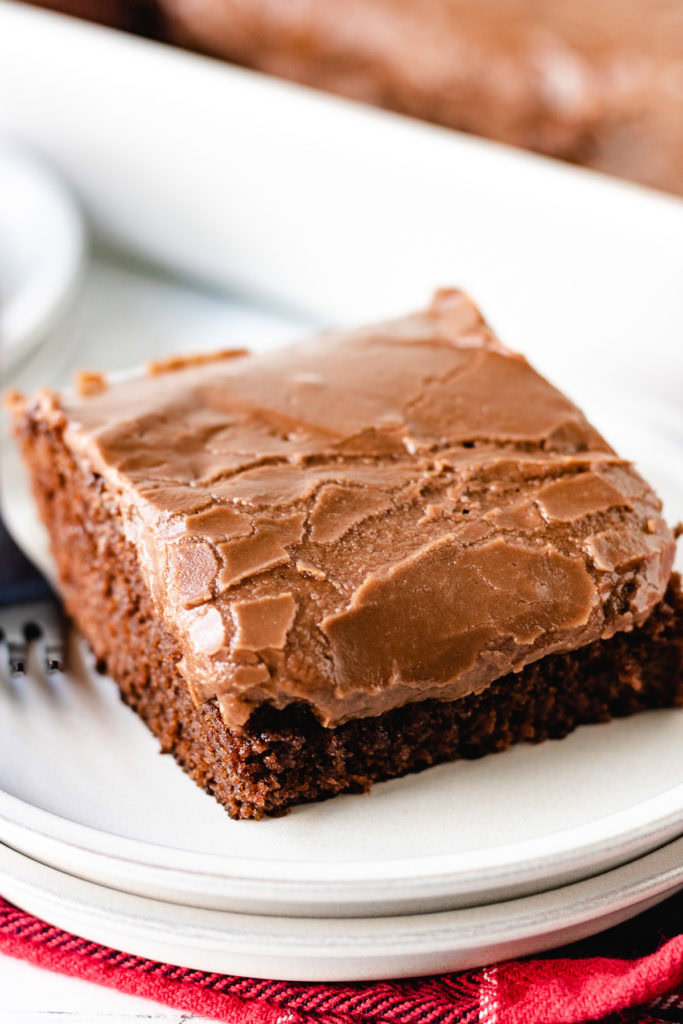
[9,290,682,818]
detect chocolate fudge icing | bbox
[23,290,675,728]
[160,0,683,194]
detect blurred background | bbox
[1,0,681,401]
[21,0,683,196]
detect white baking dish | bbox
[0,0,681,413]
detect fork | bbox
[0,514,65,674]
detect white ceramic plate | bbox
[2,837,683,981]
[1,390,682,920]
[0,143,86,375]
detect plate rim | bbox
[0,141,87,373]
[2,768,683,895]
[1,834,683,979]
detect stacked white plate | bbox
[0,0,682,982]
[0,143,85,374]
[2,399,683,980]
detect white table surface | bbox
[0,956,211,1021]
[2,248,310,1020]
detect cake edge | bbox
[10,399,683,819]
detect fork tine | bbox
[0,601,65,676]
[31,600,66,673]
[8,643,27,674]
[1,517,67,675]
[0,609,29,674]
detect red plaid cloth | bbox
[3,890,683,1024]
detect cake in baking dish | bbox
[159,0,683,195]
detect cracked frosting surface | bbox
[27,290,676,728]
